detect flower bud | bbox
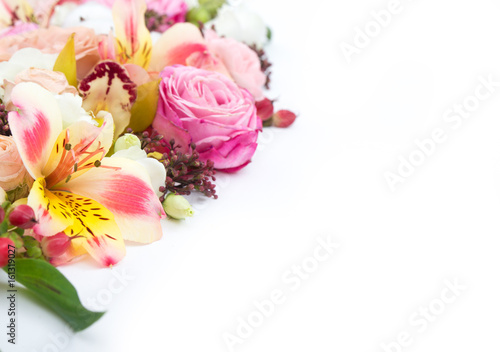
[8,204,36,229]
[255,98,274,124]
[162,194,194,220]
[272,110,297,128]
[186,6,211,24]
[0,237,14,267]
[114,133,141,153]
[41,232,71,258]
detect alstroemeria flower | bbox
[8,82,165,266]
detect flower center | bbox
[45,129,107,189]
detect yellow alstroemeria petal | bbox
[64,157,165,244]
[28,178,74,237]
[51,190,126,267]
[112,0,152,69]
[42,114,114,188]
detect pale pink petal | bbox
[150,22,205,72]
[8,82,63,179]
[63,157,165,243]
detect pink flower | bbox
[0,26,101,79]
[0,135,29,191]
[153,65,261,172]
[205,29,266,101]
[146,0,187,31]
[151,23,266,101]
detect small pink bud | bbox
[0,237,14,267]
[41,232,71,258]
[9,204,36,229]
[255,98,274,122]
[272,110,297,128]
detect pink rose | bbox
[0,26,101,79]
[0,135,29,191]
[205,29,266,101]
[153,65,262,172]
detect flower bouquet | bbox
[0,0,295,340]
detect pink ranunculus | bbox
[0,135,29,191]
[153,65,262,172]
[205,29,266,101]
[0,26,101,79]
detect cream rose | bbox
[0,135,29,191]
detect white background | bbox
[3,0,500,351]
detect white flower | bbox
[111,146,166,197]
[61,1,114,35]
[49,2,79,27]
[54,93,95,129]
[209,4,268,48]
[0,48,57,96]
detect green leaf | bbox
[127,79,160,132]
[3,258,104,331]
[53,33,77,88]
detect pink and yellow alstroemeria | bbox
[8,82,165,266]
[112,0,152,69]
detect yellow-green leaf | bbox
[127,79,160,132]
[53,33,77,88]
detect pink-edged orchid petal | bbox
[8,82,63,180]
[79,61,137,139]
[150,23,230,77]
[63,157,165,243]
[150,23,204,71]
[112,0,152,69]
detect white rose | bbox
[209,4,268,48]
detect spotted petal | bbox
[64,157,165,243]
[51,190,126,267]
[29,178,74,237]
[79,61,136,139]
[8,82,63,179]
[112,0,152,68]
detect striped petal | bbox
[8,82,63,179]
[64,157,165,243]
[112,0,152,68]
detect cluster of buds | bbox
[145,9,174,32]
[134,129,218,200]
[159,140,217,200]
[0,201,76,266]
[0,104,11,136]
[250,44,272,89]
[0,202,44,266]
[255,98,297,128]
